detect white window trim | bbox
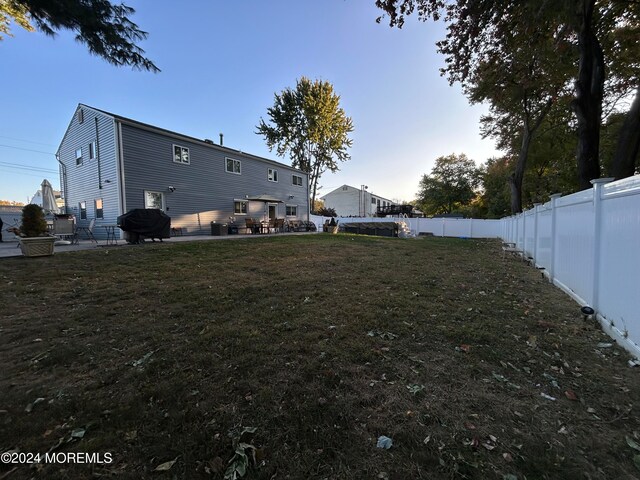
[233,199,248,215]
[75,147,83,166]
[225,157,241,175]
[89,141,96,160]
[172,144,190,165]
[144,190,165,210]
[268,168,278,182]
[292,174,303,186]
[286,204,298,216]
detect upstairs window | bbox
[292,174,303,186]
[75,148,83,166]
[78,109,84,124]
[225,157,241,174]
[89,141,96,160]
[268,168,278,182]
[173,145,190,165]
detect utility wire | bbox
[0,143,55,155]
[0,135,57,148]
[0,161,58,174]
[0,168,57,179]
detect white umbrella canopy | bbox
[41,179,59,214]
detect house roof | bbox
[58,104,307,175]
[321,184,394,203]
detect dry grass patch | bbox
[0,235,639,479]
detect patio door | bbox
[268,204,277,220]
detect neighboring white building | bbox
[321,184,395,217]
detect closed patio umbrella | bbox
[41,179,59,214]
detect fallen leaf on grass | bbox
[131,351,155,368]
[154,457,178,471]
[377,436,393,449]
[626,436,640,452]
[565,390,578,401]
[459,344,471,353]
[25,397,45,413]
[540,393,556,401]
[502,452,513,462]
[406,384,425,395]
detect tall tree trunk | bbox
[573,0,604,190]
[509,126,533,214]
[611,88,640,179]
[310,161,322,209]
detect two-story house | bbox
[56,104,310,238]
[321,184,395,217]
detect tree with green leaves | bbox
[0,0,158,71]
[416,153,480,216]
[375,0,640,204]
[256,77,354,207]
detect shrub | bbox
[20,204,48,237]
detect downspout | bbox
[95,117,102,189]
[116,122,127,213]
[55,153,68,213]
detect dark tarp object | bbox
[117,209,171,244]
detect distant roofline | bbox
[74,104,307,175]
[321,184,394,203]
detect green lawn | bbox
[1,235,639,479]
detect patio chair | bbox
[245,218,259,234]
[289,220,301,232]
[274,218,285,233]
[75,218,98,243]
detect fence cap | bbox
[590,178,614,186]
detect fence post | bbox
[522,211,528,256]
[590,178,613,312]
[532,203,541,265]
[548,193,562,283]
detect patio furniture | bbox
[74,218,98,244]
[274,218,285,233]
[245,218,260,234]
[53,215,75,242]
[288,220,301,231]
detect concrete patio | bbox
[0,231,316,259]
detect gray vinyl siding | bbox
[120,123,309,234]
[56,106,120,239]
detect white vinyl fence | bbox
[501,176,640,359]
[309,215,502,238]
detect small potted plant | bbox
[19,204,55,257]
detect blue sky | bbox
[0,0,501,204]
